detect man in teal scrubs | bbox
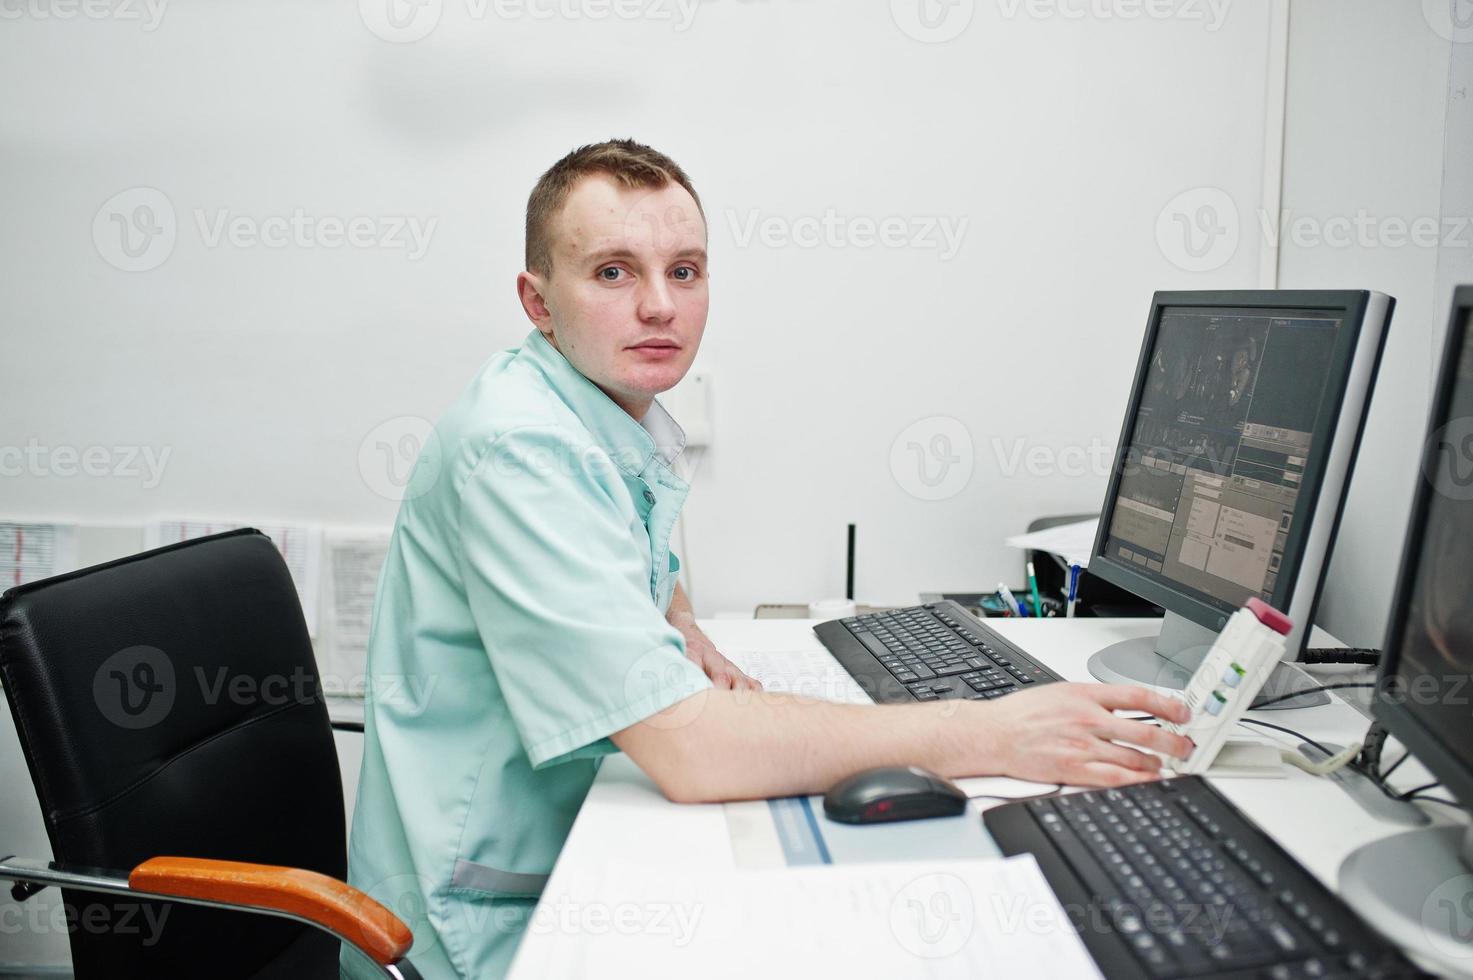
[343,140,1192,980]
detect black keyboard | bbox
[984,776,1424,979]
[812,600,1060,704]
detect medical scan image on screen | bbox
[1393,322,1473,765]
[1102,307,1342,610]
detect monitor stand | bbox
[1339,821,1473,978]
[1086,611,1331,710]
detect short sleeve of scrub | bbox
[456,424,712,770]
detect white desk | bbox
[507,618,1454,978]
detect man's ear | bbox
[516,271,553,331]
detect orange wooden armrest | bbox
[129,857,413,966]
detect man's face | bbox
[517,174,708,419]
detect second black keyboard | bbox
[984,776,1425,979]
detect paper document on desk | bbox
[1004,518,1099,569]
[534,854,1102,979]
[723,646,873,705]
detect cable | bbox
[1234,718,1371,779]
[1301,647,1381,665]
[1356,720,1389,774]
[1282,742,1362,776]
[1407,795,1463,810]
[1396,780,1442,800]
[675,446,703,607]
[1235,717,1335,758]
[1379,750,1410,782]
[1250,682,1375,710]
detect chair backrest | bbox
[0,529,347,978]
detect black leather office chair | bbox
[0,528,420,979]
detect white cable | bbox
[675,446,703,608]
[1281,742,1362,777]
[1233,719,1362,778]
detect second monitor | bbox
[1087,290,1394,709]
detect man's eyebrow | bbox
[582,246,708,266]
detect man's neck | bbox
[605,389,653,422]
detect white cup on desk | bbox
[808,598,857,621]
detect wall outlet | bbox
[662,371,713,447]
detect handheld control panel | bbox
[1161,598,1293,775]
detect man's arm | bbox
[666,582,762,691]
[612,681,1194,804]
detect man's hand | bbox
[665,582,763,691]
[982,682,1194,787]
[677,624,763,691]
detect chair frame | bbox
[0,851,421,980]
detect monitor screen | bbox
[1384,308,1473,783]
[1099,306,1344,612]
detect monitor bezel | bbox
[1372,285,1473,810]
[1088,289,1374,635]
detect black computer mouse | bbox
[823,765,968,824]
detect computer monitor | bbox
[1086,290,1394,709]
[1338,286,1473,977]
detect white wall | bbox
[1,2,1279,613]
[1277,0,1454,646]
[1433,4,1473,355]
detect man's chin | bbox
[620,361,692,397]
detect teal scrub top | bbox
[341,330,712,980]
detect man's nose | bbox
[637,276,676,323]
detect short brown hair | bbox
[525,139,705,278]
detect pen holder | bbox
[1027,595,1065,618]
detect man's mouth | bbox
[629,339,680,350]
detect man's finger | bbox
[719,661,757,691]
[1074,761,1163,788]
[1086,737,1167,774]
[708,654,759,692]
[1098,716,1194,759]
[1091,684,1189,724]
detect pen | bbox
[1067,563,1080,619]
[1027,561,1043,619]
[997,582,1024,618]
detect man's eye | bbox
[672,266,698,281]
[598,267,624,281]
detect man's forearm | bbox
[613,682,1195,802]
[612,690,991,804]
[638,592,1192,798]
